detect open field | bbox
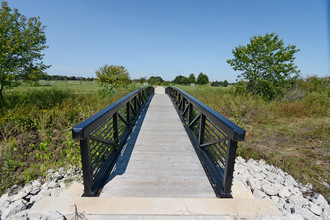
[0,82,141,195]
[3,80,100,94]
[177,82,329,200]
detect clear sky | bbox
[7,0,330,82]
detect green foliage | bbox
[188,73,196,84]
[227,32,300,100]
[196,72,209,85]
[0,83,137,195]
[95,64,131,88]
[211,80,229,87]
[296,75,329,94]
[173,75,189,85]
[0,1,49,105]
[147,76,163,85]
[177,80,329,199]
[137,77,147,84]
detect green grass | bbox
[177,82,329,200]
[4,80,100,94]
[0,82,141,195]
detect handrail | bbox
[165,86,245,197]
[72,85,154,196]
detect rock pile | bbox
[234,156,329,219]
[0,166,82,219]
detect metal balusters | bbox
[166,86,245,198]
[72,86,154,196]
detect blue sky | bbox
[7,0,330,82]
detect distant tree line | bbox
[211,80,229,87]
[173,73,209,85]
[41,74,95,81]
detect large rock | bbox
[253,189,267,198]
[309,203,322,216]
[1,200,27,219]
[284,213,304,220]
[0,193,9,209]
[40,211,65,220]
[47,181,57,189]
[289,195,310,209]
[284,175,298,187]
[266,172,283,184]
[295,207,316,220]
[278,187,292,198]
[7,210,28,220]
[261,183,279,196]
[9,190,28,203]
[312,193,328,209]
[247,177,261,191]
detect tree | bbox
[227,32,300,99]
[173,75,189,85]
[188,73,196,84]
[196,72,209,85]
[138,77,147,84]
[223,80,229,87]
[0,1,49,104]
[148,76,163,85]
[95,64,130,87]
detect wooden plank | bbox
[100,89,215,198]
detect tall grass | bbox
[0,85,139,195]
[177,76,330,199]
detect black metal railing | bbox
[165,86,245,198]
[72,86,154,196]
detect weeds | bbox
[178,76,330,199]
[0,84,136,195]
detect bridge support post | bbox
[222,139,238,197]
[188,103,193,124]
[199,114,206,145]
[80,136,94,196]
[126,102,130,125]
[113,113,119,143]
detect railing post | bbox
[199,114,206,145]
[134,96,138,113]
[222,139,238,197]
[138,92,142,106]
[126,101,130,125]
[182,98,185,112]
[113,112,119,143]
[80,136,94,196]
[188,103,193,124]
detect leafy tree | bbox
[227,32,300,99]
[188,73,196,84]
[196,72,209,85]
[223,80,229,87]
[173,75,189,85]
[138,77,147,84]
[0,1,49,105]
[148,76,163,85]
[95,64,130,87]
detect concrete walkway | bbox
[29,182,280,219]
[100,86,215,198]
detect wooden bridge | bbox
[29,86,280,219]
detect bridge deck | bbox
[100,87,215,198]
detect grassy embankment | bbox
[177,77,329,199]
[0,81,140,195]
